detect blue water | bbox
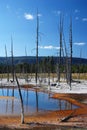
[0,88,78,116]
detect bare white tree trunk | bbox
[15,74,24,124]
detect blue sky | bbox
[0,0,87,58]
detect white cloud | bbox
[53,10,61,16]
[75,9,80,13]
[75,17,79,20]
[82,18,87,22]
[39,45,60,50]
[24,13,34,20]
[38,13,42,17]
[74,42,86,46]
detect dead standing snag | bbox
[15,74,24,124]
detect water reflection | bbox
[0,88,78,116]
[0,98,20,115]
[35,90,39,112]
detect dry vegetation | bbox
[0,73,87,80]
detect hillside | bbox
[0,56,87,65]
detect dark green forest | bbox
[0,56,87,74]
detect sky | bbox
[0,0,87,59]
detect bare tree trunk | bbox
[15,74,24,124]
[25,47,28,82]
[78,49,82,80]
[69,16,73,90]
[11,36,15,82]
[58,14,63,83]
[11,36,15,97]
[63,33,68,82]
[48,57,50,86]
[5,45,9,82]
[36,9,39,86]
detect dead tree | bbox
[25,47,28,82]
[69,16,73,90]
[60,109,76,122]
[11,36,15,82]
[47,56,51,86]
[35,10,39,86]
[15,74,24,124]
[58,14,63,83]
[5,45,9,82]
[78,49,82,80]
[63,33,68,82]
[11,36,15,97]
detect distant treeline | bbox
[0,56,87,65]
[0,56,87,73]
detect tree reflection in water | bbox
[0,88,78,116]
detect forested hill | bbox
[0,56,87,65]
